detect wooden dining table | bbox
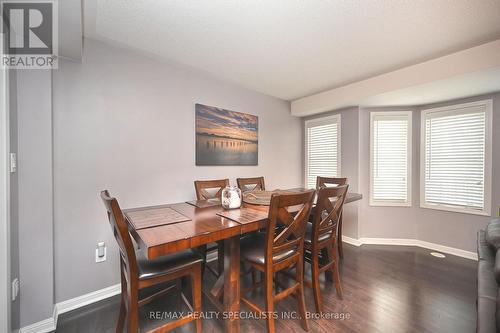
[123,189,362,333]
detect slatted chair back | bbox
[194,179,229,200]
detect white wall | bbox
[52,39,302,303]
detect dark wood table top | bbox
[124,190,363,259]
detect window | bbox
[420,100,492,215]
[370,112,412,206]
[305,115,341,189]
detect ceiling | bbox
[83,0,500,101]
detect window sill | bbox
[420,202,490,217]
[369,200,411,207]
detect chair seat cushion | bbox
[240,233,295,265]
[304,222,332,244]
[137,249,203,280]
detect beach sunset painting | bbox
[195,104,258,165]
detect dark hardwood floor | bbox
[56,244,477,333]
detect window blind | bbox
[305,116,340,189]
[422,103,490,214]
[370,112,411,205]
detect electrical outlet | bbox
[95,242,106,263]
[12,278,19,301]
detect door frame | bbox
[0,63,12,332]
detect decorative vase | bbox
[221,186,242,209]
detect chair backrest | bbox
[100,190,138,280]
[265,190,315,264]
[194,179,229,200]
[311,185,349,245]
[316,176,348,189]
[236,177,265,192]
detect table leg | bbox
[223,235,240,333]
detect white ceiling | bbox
[83,0,500,101]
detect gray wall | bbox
[413,93,500,251]
[304,107,360,239]
[9,70,20,332]
[305,92,500,253]
[17,70,54,327]
[52,39,302,303]
[359,93,500,251]
[358,106,419,240]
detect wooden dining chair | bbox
[316,176,348,259]
[316,176,348,188]
[101,190,203,333]
[236,176,265,192]
[240,190,315,333]
[194,179,229,201]
[193,179,229,277]
[304,185,348,313]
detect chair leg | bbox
[321,247,333,282]
[191,265,203,333]
[328,244,343,299]
[311,249,323,314]
[296,256,309,331]
[264,270,275,333]
[126,286,139,333]
[116,282,126,333]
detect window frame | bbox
[420,100,493,216]
[304,114,342,188]
[369,111,413,207]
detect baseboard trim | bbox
[343,236,478,260]
[55,283,121,316]
[19,307,57,333]
[19,284,121,333]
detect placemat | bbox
[217,208,269,225]
[126,207,191,230]
[185,198,222,208]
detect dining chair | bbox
[193,179,229,277]
[316,176,348,259]
[101,190,203,333]
[304,185,348,313]
[316,176,348,188]
[194,179,229,201]
[240,190,315,333]
[236,176,265,192]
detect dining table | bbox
[123,188,362,333]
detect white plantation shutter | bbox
[370,112,412,206]
[421,100,492,215]
[305,115,341,189]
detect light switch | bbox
[12,278,19,301]
[10,153,16,173]
[95,242,106,263]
